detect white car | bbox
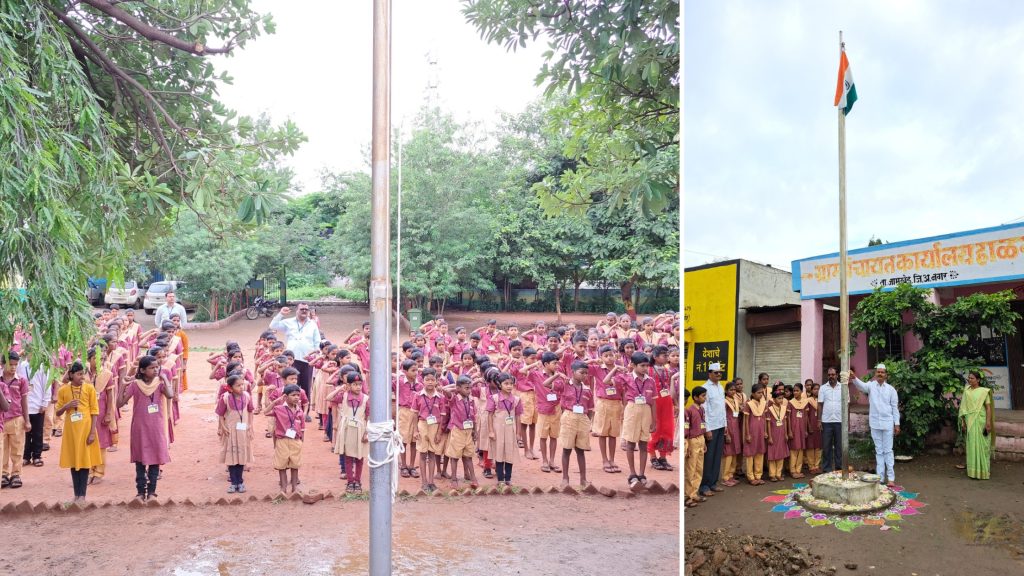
[144,280,196,315]
[104,280,145,308]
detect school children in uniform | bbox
[616,352,658,490]
[742,383,768,485]
[683,386,709,507]
[118,355,173,501]
[556,361,595,488]
[721,381,743,487]
[412,368,448,493]
[805,381,822,474]
[394,360,422,479]
[486,372,522,486]
[766,390,791,482]
[445,376,480,490]
[534,352,564,474]
[786,382,810,479]
[216,375,255,493]
[329,371,368,493]
[648,345,676,471]
[591,345,624,474]
[266,384,305,493]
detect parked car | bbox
[143,280,196,315]
[104,280,146,308]
[86,277,106,305]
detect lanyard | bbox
[230,393,245,421]
[287,406,300,430]
[631,374,646,399]
[501,395,513,418]
[462,397,472,420]
[424,395,437,416]
[71,385,82,412]
[351,396,361,418]
[572,383,584,406]
[652,366,669,389]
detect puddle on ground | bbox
[955,510,1024,559]
[173,528,511,575]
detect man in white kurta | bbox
[845,363,901,485]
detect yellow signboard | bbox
[684,262,739,400]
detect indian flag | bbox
[834,48,857,115]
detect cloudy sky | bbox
[685,0,1024,270]
[214,0,547,192]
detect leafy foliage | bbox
[0,0,303,361]
[851,284,1020,454]
[463,0,679,213]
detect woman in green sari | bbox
[958,371,994,480]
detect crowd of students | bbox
[684,372,825,509]
[0,308,682,503]
[212,311,683,494]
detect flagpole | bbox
[838,30,851,481]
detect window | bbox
[867,325,904,368]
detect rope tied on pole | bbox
[366,421,404,502]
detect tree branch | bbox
[79,0,234,55]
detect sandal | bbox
[628,474,640,488]
[602,465,614,473]
[9,476,22,488]
[541,464,552,473]
[610,464,622,473]
[54,429,62,437]
[550,465,562,473]
[409,467,420,479]
[651,459,665,471]
[661,460,674,471]
[685,499,698,508]
[1,475,9,488]
[483,469,493,479]
[955,464,966,470]
[400,467,410,478]
[32,458,44,467]
[638,474,649,487]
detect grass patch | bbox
[287,285,366,301]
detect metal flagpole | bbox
[369,0,393,573]
[838,30,851,481]
[395,122,402,424]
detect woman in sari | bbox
[958,370,994,480]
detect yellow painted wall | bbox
[683,262,738,399]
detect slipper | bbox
[955,464,966,470]
[54,430,62,437]
[550,465,562,473]
[610,464,622,473]
[409,467,420,478]
[684,499,697,508]
[602,465,614,473]
[1,475,8,488]
[400,467,410,478]
[42,443,50,452]
[541,465,552,473]
[699,490,714,497]
[696,495,707,502]
[32,459,44,467]
[107,446,118,452]
[711,486,725,492]
[9,476,22,489]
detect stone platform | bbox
[794,471,895,514]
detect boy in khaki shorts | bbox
[412,369,447,493]
[590,345,625,474]
[508,342,538,460]
[554,361,595,488]
[267,384,304,493]
[683,386,709,507]
[616,352,658,490]
[533,352,564,473]
[445,376,479,489]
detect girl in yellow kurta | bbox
[56,361,102,502]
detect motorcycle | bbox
[245,296,280,320]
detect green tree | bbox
[464,0,679,213]
[851,284,1020,455]
[1,1,303,359]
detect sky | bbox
[685,0,1024,270]
[213,0,548,193]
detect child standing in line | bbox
[55,361,101,503]
[683,386,709,508]
[805,381,822,474]
[445,376,479,489]
[265,384,305,493]
[394,359,422,478]
[592,345,624,474]
[648,345,676,471]
[118,355,173,501]
[216,374,254,493]
[413,368,448,493]
[721,381,743,487]
[616,352,658,490]
[508,342,538,460]
[486,372,522,486]
[786,382,810,479]
[555,361,595,488]
[742,383,768,485]
[534,352,564,474]
[766,390,790,482]
[329,371,368,493]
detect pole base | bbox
[794,471,895,514]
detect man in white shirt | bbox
[270,304,322,399]
[817,367,843,472]
[698,362,727,497]
[17,358,51,465]
[155,291,189,329]
[845,363,901,485]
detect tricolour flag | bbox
[834,48,857,115]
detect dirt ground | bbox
[684,454,1024,575]
[2,306,680,575]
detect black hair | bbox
[410,351,424,362]
[421,367,437,379]
[6,349,20,362]
[401,359,417,372]
[225,361,242,375]
[275,355,289,364]
[793,382,804,391]
[751,382,766,394]
[630,351,650,366]
[344,371,362,385]
[283,384,301,395]
[401,341,415,351]
[650,345,669,357]
[684,388,691,400]
[337,349,351,359]
[283,350,295,359]
[570,360,588,372]
[523,347,537,357]
[496,371,513,384]
[136,355,158,380]
[474,354,491,366]
[469,332,482,341]
[428,355,444,365]
[540,352,559,364]
[362,321,371,328]
[69,361,85,374]
[599,344,616,355]
[281,367,300,380]
[547,331,560,340]
[692,386,707,398]
[509,339,522,350]
[226,374,243,389]
[572,334,587,345]
[456,376,473,387]
[724,381,737,392]
[617,338,635,353]
[461,350,476,361]
[772,390,786,399]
